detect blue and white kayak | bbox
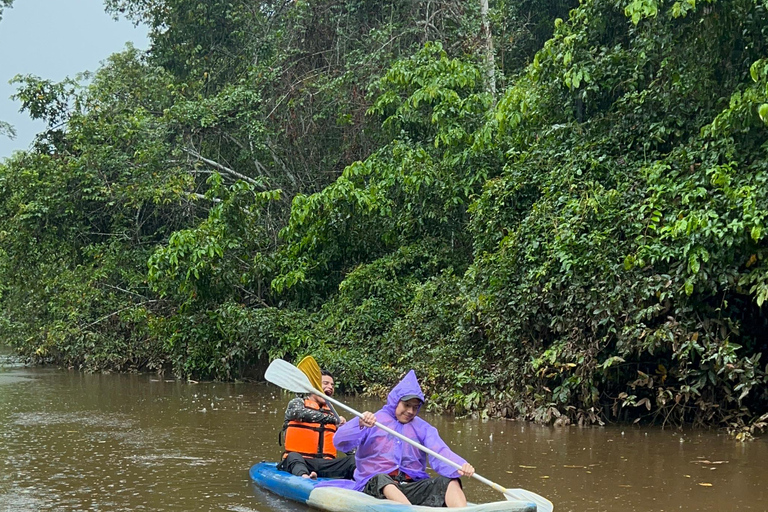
[249,462,537,512]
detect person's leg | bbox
[308,456,356,479]
[444,479,468,507]
[339,456,356,479]
[382,484,410,504]
[277,452,315,478]
[399,476,460,507]
[363,474,410,504]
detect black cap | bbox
[400,394,423,402]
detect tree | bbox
[0,121,15,140]
[480,0,496,98]
[0,0,14,21]
[4,0,765,435]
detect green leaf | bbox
[689,254,700,274]
[758,104,768,124]
[602,356,625,369]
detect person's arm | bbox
[284,397,337,424]
[420,421,469,478]
[332,411,376,452]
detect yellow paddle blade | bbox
[297,356,323,393]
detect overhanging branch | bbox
[184,147,266,190]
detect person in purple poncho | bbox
[324,369,475,507]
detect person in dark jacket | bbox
[277,370,354,479]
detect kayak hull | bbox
[249,462,537,512]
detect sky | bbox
[0,0,149,160]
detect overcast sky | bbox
[0,0,149,160]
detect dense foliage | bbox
[1,0,766,437]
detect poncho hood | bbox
[382,370,425,418]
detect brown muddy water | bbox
[1,355,766,511]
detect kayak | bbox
[249,462,538,512]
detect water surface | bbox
[1,357,765,511]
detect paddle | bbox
[297,356,324,392]
[265,358,554,512]
[296,355,342,421]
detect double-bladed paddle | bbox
[265,358,554,512]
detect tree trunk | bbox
[480,0,496,100]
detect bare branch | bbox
[188,192,222,203]
[81,300,160,329]
[183,147,265,189]
[100,284,151,300]
[222,132,269,176]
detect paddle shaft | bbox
[317,387,509,495]
[327,402,341,421]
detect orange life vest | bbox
[282,398,337,459]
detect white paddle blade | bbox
[264,358,317,394]
[505,488,553,512]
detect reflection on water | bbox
[0,358,765,511]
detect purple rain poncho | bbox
[317,370,467,491]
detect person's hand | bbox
[338,415,347,425]
[359,411,376,428]
[458,463,474,477]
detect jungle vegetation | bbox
[1,0,767,438]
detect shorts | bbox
[363,473,459,507]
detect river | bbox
[1,355,765,511]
